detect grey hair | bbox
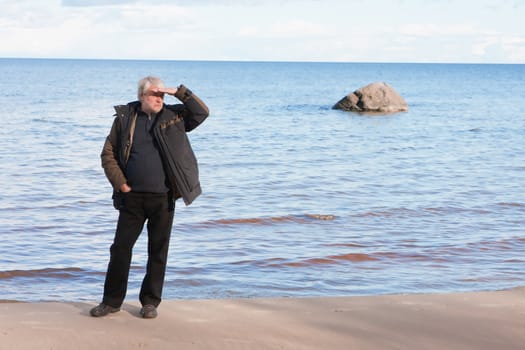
[137,76,165,99]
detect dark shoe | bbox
[140,304,158,319]
[90,303,120,317]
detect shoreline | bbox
[1,287,525,349]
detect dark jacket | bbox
[101,84,209,206]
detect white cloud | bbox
[269,20,336,38]
[115,5,192,31]
[397,23,479,38]
[473,35,525,62]
[0,0,523,62]
[62,0,135,6]
[473,36,500,56]
[238,20,335,39]
[0,1,197,58]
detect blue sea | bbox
[0,58,524,303]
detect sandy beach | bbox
[1,287,525,350]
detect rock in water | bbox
[333,82,408,113]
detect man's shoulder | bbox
[114,101,140,117]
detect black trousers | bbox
[102,192,174,308]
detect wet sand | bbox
[1,287,525,349]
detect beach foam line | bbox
[0,267,88,280]
[1,287,525,350]
[193,213,336,228]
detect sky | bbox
[1,0,524,63]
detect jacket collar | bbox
[114,101,169,119]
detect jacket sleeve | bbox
[174,84,210,132]
[100,117,128,191]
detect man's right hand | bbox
[155,87,178,96]
[119,183,132,192]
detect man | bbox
[91,76,209,319]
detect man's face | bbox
[140,86,165,114]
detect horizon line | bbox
[0,56,523,65]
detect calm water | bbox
[0,59,524,302]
